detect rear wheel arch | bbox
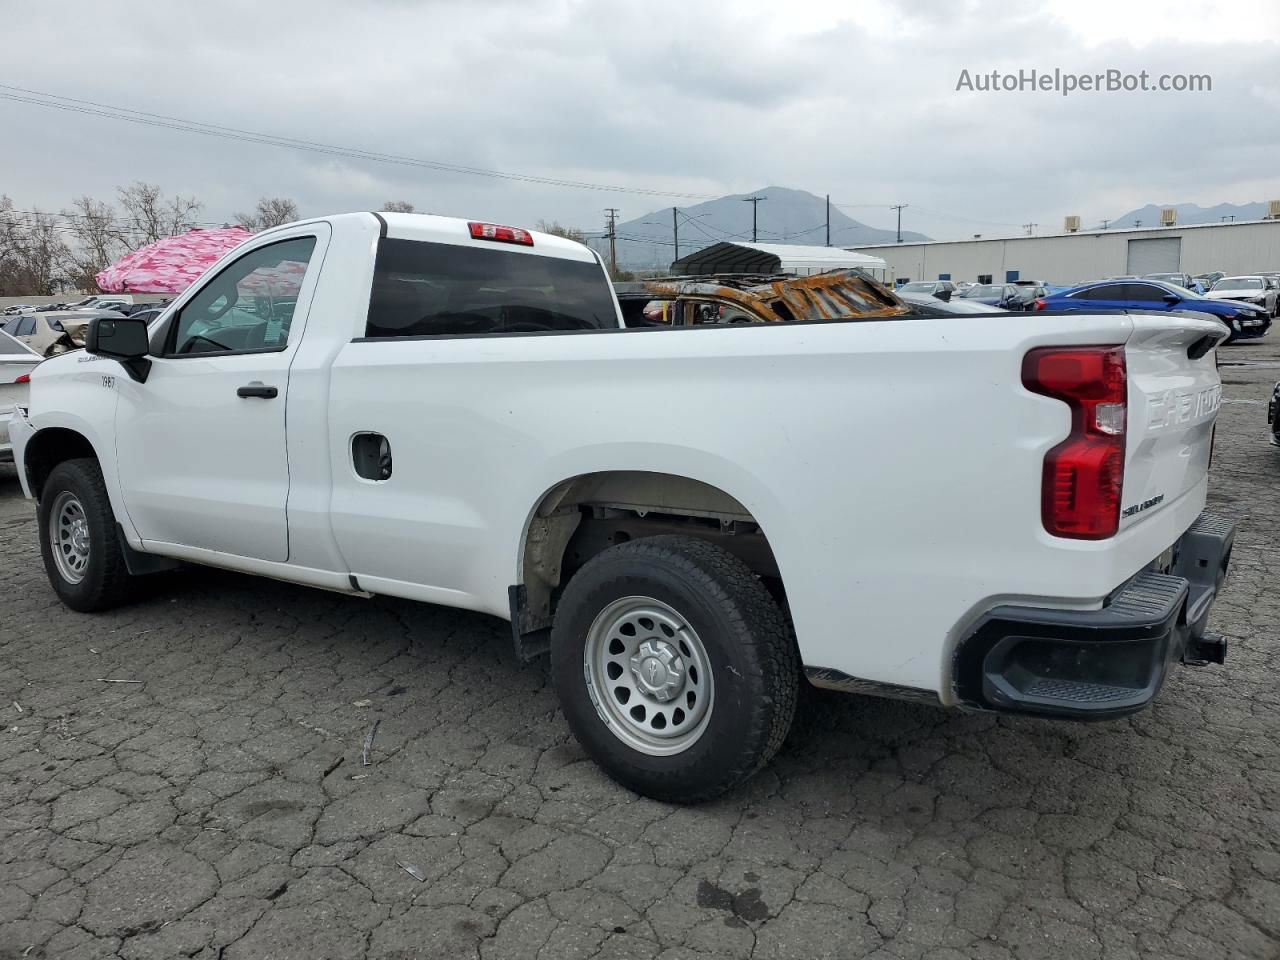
[512,470,787,657]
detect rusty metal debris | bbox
[614,269,908,327]
[361,718,381,766]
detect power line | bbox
[0,84,725,202]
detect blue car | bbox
[1035,278,1271,341]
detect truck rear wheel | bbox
[551,535,798,803]
[38,458,134,612]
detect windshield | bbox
[1213,277,1263,290]
[897,282,934,292]
[964,285,1003,297]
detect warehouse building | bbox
[848,216,1280,286]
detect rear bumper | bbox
[7,406,34,495]
[0,408,13,462]
[953,512,1234,720]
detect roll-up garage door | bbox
[1126,237,1182,274]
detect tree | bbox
[236,196,300,233]
[381,200,416,213]
[61,195,128,292]
[117,181,203,248]
[0,198,69,296]
[535,220,586,243]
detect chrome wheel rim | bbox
[49,492,90,585]
[583,596,714,756]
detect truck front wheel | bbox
[38,458,134,612]
[551,535,798,803]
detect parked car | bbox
[1195,272,1225,288]
[1037,279,1272,341]
[8,211,1235,802]
[1,309,126,356]
[958,283,1017,307]
[0,329,41,462]
[124,307,166,327]
[1005,282,1050,311]
[614,271,907,327]
[123,301,168,317]
[896,279,956,301]
[1206,276,1280,316]
[1,304,35,316]
[1144,272,1198,291]
[1269,381,1280,446]
[1,313,72,356]
[896,291,1008,315]
[68,295,134,310]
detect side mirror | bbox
[1162,293,1181,303]
[936,290,953,302]
[86,316,151,382]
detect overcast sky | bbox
[3,0,1278,241]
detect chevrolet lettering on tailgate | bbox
[1148,384,1221,431]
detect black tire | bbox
[551,535,799,803]
[38,458,134,612]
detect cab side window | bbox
[167,237,316,356]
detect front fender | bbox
[23,354,139,543]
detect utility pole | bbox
[1022,222,1037,236]
[890,203,908,243]
[604,208,619,277]
[672,206,679,262]
[1101,219,1110,230]
[825,194,830,246]
[742,195,766,241]
[1133,219,1142,228]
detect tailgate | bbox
[1121,314,1224,532]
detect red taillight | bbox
[15,374,30,383]
[467,221,534,246]
[1022,346,1127,540]
[1033,298,1048,311]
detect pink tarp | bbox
[95,227,253,294]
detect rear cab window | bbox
[364,238,620,339]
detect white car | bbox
[0,330,41,462]
[68,295,134,310]
[1206,276,1279,316]
[8,212,1235,801]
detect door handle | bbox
[237,382,278,399]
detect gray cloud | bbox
[1,0,1276,241]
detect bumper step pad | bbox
[954,512,1235,720]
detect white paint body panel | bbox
[11,213,1226,704]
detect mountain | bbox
[594,186,929,270]
[1102,200,1273,230]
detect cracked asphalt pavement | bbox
[2,340,1279,960]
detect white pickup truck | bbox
[9,213,1235,802]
